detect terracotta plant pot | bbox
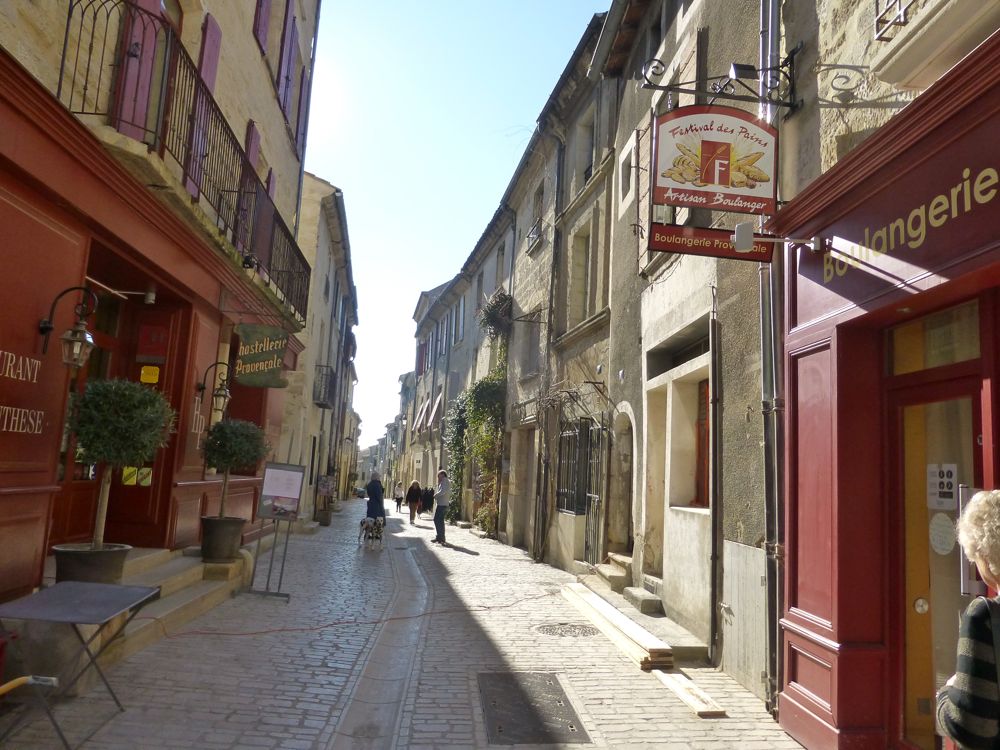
[52,543,133,584]
[200,517,246,562]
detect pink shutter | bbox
[281,20,298,116]
[253,0,271,51]
[235,121,260,250]
[245,121,261,168]
[295,68,309,155]
[277,1,296,111]
[185,14,222,197]
[114,0,163,141]
[266,168,276,199]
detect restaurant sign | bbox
[234,324,288,388]
[649,224,774,262]
[654,105,777,215]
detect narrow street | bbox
[7,503,801,749]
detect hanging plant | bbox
[443,391,469,522]
[477,288,512,340]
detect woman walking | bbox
[393,481,405,514]
[405,480,422,524]
[937,489,1000,747]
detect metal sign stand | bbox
[246,462,306,603]
[249,519,292,602]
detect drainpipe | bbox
[535,127,566,562]
[709,289,721,665]
[759,0,784,716]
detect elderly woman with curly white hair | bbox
[937,489,1000,748]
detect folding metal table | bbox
[0,581,159,748]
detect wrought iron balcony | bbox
[57,0,309,321]
[313,364,336,409]
[874,0,915,41]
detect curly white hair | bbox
[957,489,1000,578]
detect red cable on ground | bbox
[133,590,556,640]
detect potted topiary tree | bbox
[53,378,176,583]
[201,418,270,562]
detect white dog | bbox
[358,517,385,549]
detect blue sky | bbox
[306,1,610,448]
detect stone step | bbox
[122,555,205,599]
[121,547,178,578]
[623,586,663,615]
[595,563,628,593]
[98,579,235,668]
[608,552,632,575]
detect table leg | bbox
[64,624,123,711]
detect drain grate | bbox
[479,672,590,745]
[534,622,600,637]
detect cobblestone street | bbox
[5,501,803,749]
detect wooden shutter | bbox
[277,1,297,114]
[184,14,222,197]
[266,168,276,199]
[295,68,309,156]
[253,0,271,51]
[114,0,164,142]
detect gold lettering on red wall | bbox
[0,350,41,382]
[0,348,46,435]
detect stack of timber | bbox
[561,582,673,671]
[561,582,726,718]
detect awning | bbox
[412,398,430,432]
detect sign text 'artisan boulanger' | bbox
[233,324,288,388]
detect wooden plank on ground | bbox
[561,586,650,669]
[561,585,673,671]
[652,669,727,718]
[565,582,673,656]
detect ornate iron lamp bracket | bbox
[641,42,803,118]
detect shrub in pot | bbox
[54,379,176,583]
[201,418,270,562]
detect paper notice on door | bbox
[929,512,956,556]
[927,463,958,510]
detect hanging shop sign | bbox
[233,324,288,388]
[654,105,778,215]
[649,224,774,262]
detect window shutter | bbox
[184,13,222,197]
[114,0,165,141]
[244,120,260,167]
[295,68,309,156]
[266,168,276,199]
[197,14,222,92]
[277,1,297,113]
[253,0,271,51]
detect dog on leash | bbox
[358,517,385,550]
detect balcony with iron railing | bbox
[57,0,309,321]
[313,364,336,409]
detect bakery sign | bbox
[654,105,777,215]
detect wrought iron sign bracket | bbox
[642,42,804,118]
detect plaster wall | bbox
[663,505,712,642]
[547,509,586,571]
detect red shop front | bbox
[0,50,296,602]
[769,31,1000,750]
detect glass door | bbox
[893,382,981,749]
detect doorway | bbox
[890,380,981,749]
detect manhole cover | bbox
[534,622,600,637]
[479,672,590,745]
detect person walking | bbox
[365,471,386,524]
[937,489,1000,748]
[431,469,450,545]
[393,481,405,514]
[405,480,422,524]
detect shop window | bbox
[889,299,979,375]
[664,353,711,509]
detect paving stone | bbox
[3,503,803,749]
